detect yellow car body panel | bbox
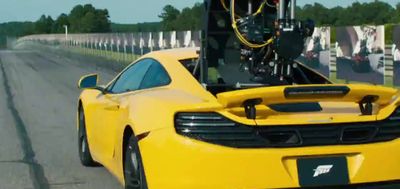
[78,48,400,188]
[141,128,400,189]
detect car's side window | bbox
[139,60,171,90]
[108,59,153,93]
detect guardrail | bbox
[18,31,202,55]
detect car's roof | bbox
[145,47,200,61]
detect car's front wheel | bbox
[124,135,147,189]
[78,107,97,166]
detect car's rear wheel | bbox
[124,135,147,189]
[78,107,97,166]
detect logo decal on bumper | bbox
[313,165,333,177]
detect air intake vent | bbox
[341,127,377,143]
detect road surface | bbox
[0,47,124,189]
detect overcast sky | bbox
[0,0,398,24]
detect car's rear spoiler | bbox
[217,84,398,118]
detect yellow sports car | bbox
[78,48,400,189]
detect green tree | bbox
[52,14,69,33]
[68,5,85,32]
[298,3,331,25]
[111,22,161,32]
[392,3,400,23]
[175,7,193,30]
[362,1,395,25]
[34,15,54,34]
[93,9,111,32]
[191,3,204,29]
[158,3,204,31]
[328,7,344,26]
[159,5,180,30]
[67,4,110,33]
[81,12,96,33]
[298,1,397,27]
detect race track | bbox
[0,47,124,189]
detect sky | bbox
[0,0,398,24]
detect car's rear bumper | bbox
[290,181,400,189]
[139,128,400,189]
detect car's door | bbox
[91,59,153,162]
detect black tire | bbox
[124,135,148,189]
[78,107,97,167]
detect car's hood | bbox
[215,84,400,126]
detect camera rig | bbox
[200,0,316,85]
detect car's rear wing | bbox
[217,84,399,118]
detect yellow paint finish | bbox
[78,48,400,188]
[141,128,400,189]
[217,84,397,108]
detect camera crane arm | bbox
[201,0,316,86]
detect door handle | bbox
[104,104,120,111]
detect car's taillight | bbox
[174,112,266,148]
[174,110,400,148]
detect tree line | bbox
[157,1,400,31]
[296,1,400,26]
[0,4,113,48]
[34,4,111,34]
[158,3,203,31]
[1,1,400,48]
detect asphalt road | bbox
[0,47,124,189]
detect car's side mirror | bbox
[78,74,108,94]
[78,74,99,89]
